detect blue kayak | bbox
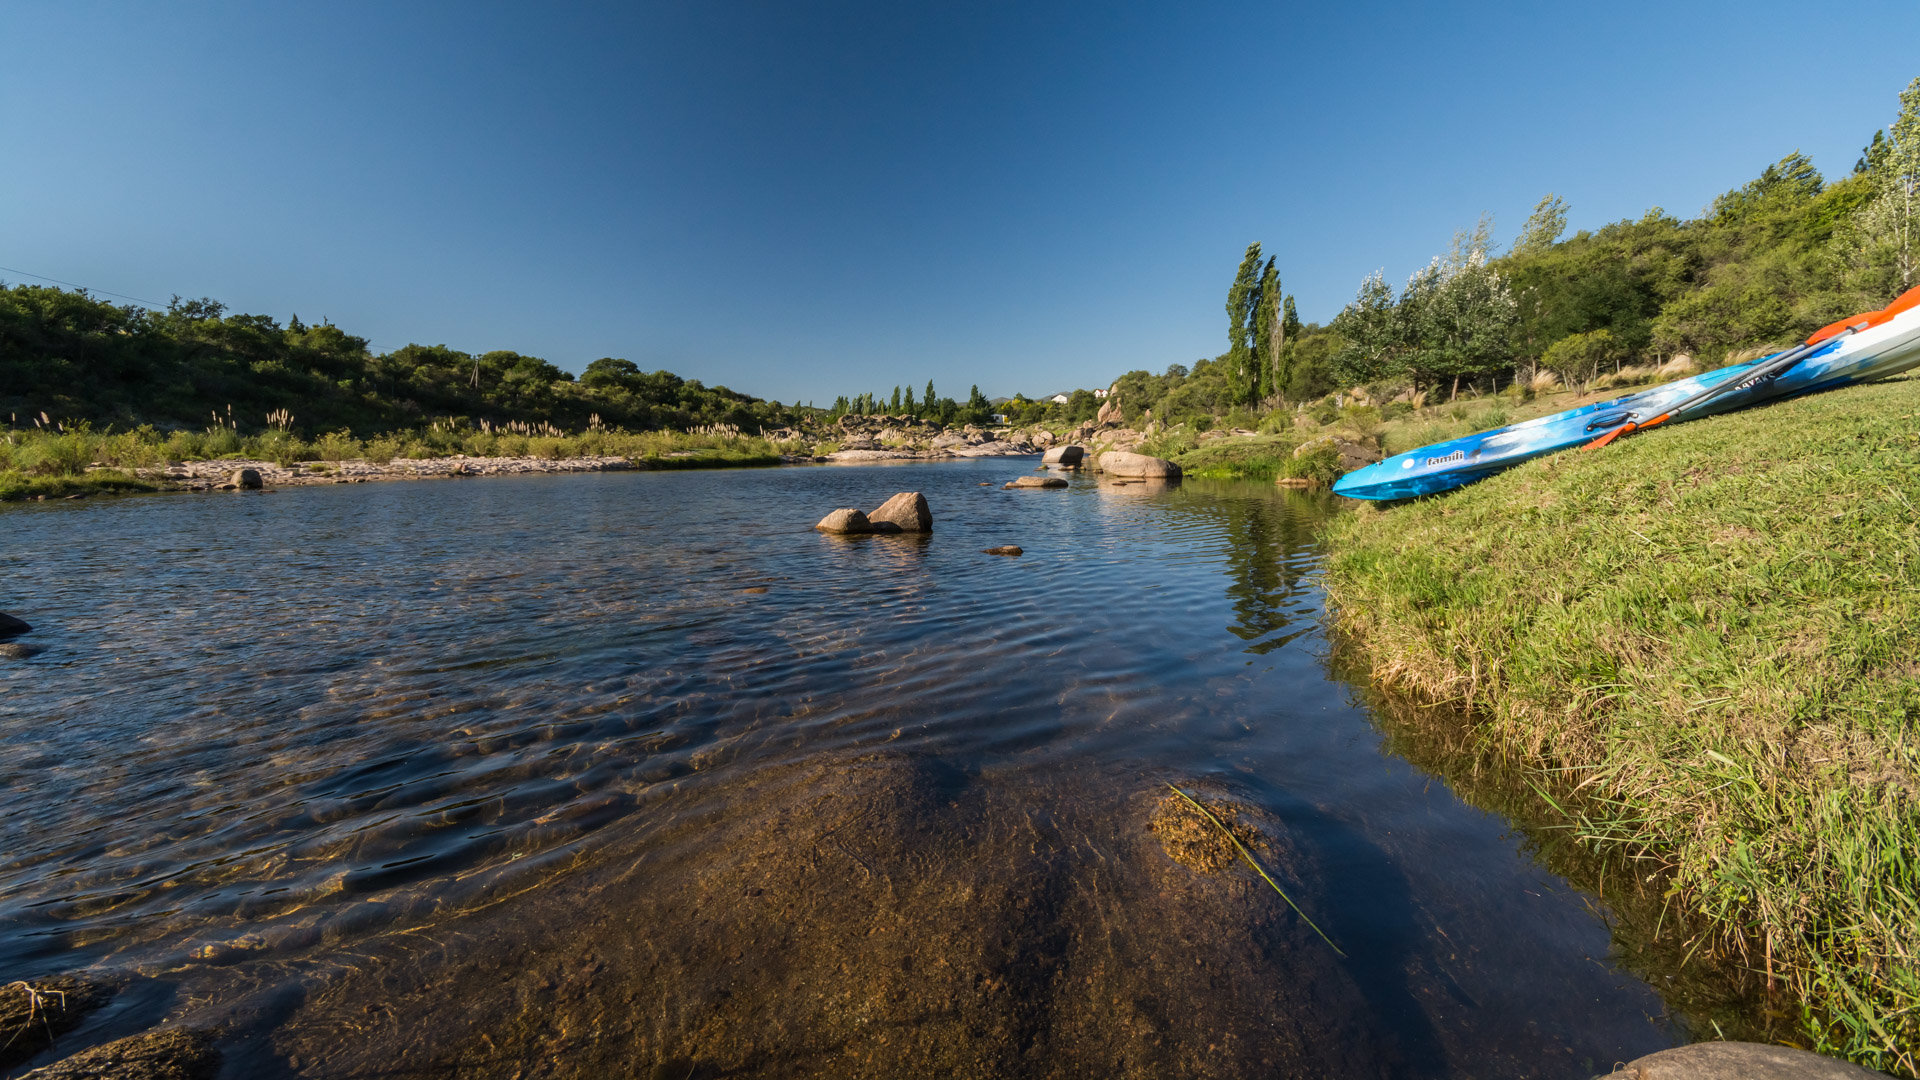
[1331,298,1920,501]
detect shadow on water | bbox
[0,464,1698,1077]
[1324,644,1792,1051]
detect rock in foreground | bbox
[1004,476,1068,489]
[869,492,932,532]
[1097,451,1181,479]
[1,978,112,1071]
[20,1028,219,1080]
[0,611,29,637]
[1594,1041,1883,1079]
[814,508,875,534]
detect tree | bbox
[1224,242,1264,406]
[889,385,901,412]
[1540,329,1616,389]
[1513,194,1569,256]
[903,384,916,414]
[1251,258,1280,400]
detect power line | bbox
[0,264,170,308]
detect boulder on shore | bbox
[814,508,875,534]
[228,468,263,490]
[1004,476,1068,489]
[1041,445,1085,466]
[1293,434,1382,472]
[0,612,29,637]
[1097,451,1182,480]
[1596,1041,1883,1079]
[869,492,932,532]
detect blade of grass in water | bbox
[1166,784,1345,958]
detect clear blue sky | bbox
[4,2,1917,404]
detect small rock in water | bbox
[1004,476,1068,489]
[982,545,1023,556]
[868,491,932,532]
[0,642,44,660]
[0,611,29,637]
[228,467,263,490]
[814,508,875,534]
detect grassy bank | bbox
[0,470,160,501]
[0,424,788,499]
[1321,374,1920,1072]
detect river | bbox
[2,459,1682,1077]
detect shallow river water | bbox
[3,460,1685,1077]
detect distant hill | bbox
[0,285,800,435]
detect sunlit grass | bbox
[1323,374,1920,1073]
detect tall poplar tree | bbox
[1225,242,1264,406]
[1251,258,1280,401]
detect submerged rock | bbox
[869,492,932,533]
[21,1028,219,1080]
[1097,451,1181,479]
[0,642,45,660]
[1003,476,1068,489]
[815,508,875,534]
[0,611,29,637]
[1,978,112,1071]
[982,545,1023,556]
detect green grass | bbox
[0,470,160,501]
[1169,433,1305,478]
[1322,375,1920,1073]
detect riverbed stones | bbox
[814,508,874,534]
[982,545,1023,556]
[1097,450,1181,480]
[1594,1042,1884,1079]
[1041,444,1084,466]
[0,612,28,637]
[1003,476,1068,489]
[868,491,932,532]
[228,468,262,490]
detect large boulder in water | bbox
[0,612,29,637]
[1041,445,1084,466]
[814,508,875,534]
[228,468,263,490]
[868,492,932,532]
[1097,451,1181,480]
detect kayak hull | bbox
[1331,310,1920,501]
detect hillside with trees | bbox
[1109,75,1920,430]
[0,288,804,436]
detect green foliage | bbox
[0,287,802,438]
[1539,328,1617,388]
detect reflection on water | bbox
[3,462,1679,1077]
